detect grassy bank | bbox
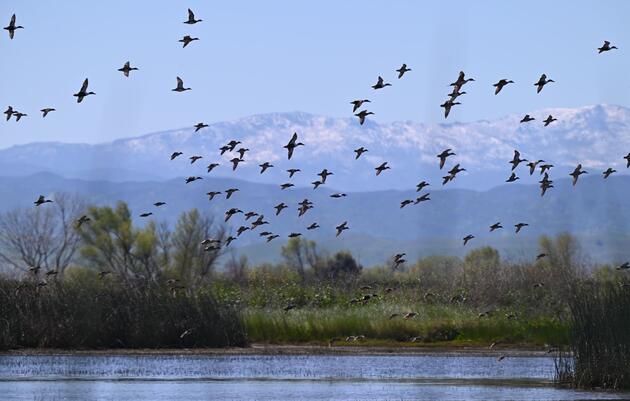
[244,304,569,347]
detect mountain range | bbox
[1,104,630,191]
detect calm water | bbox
[0,354,628,401]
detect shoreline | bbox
[2,344,554,357]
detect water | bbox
[0,353,628,400]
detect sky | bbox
[1,0,629,148]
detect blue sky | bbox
[1,0,629,148]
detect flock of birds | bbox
[5,10,630,278]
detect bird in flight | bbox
[179,35,199,48]
[76,215,91,228]
[570,164,588,186]
[40,108,56,118]
[463,235,475,246]
[515,223,529,234]
[415,193,430,204]
[172,77,191,92]
[287,168,301,178]
[189,155,203,164]
[3,14,23,40]
[13,111,27,121]
[440,100,460,119]
[490,222,503,232]
[194,122,208,132]
[520,114,535,123]
[73,79,95,103]
[437,149,455,169]
[598,40,617,53]
[543,115,557,127]
[372,76,391,90]
[354,147,368,159]
[534,74,554,93]
[284,132,304,160]
[375,162,390,176]
[118,61,139,77]
[139,212,153,218]
[603,167,617,179]
[185,176,202,184]
[318,169,333,183]
[396,64,411,79]
[274,203,288,216]
[493,79,514,95]
[526,160,545,175]
[355,110,374,125]
[225,188,239,199]
[154,202,166,207]
[506,172,519,183]
[350,99,370,113]
[416,181,430,192]
[509,150,527,171]
[34,195,53,206]
[335,221,349,237]
[170,151,183,160]
[259,162,273,174]
[184,9,202,24]
[3,106,13,121]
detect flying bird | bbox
[509,150,527,171]
[437,149,455,169]
[40,108,56,117]
[624,153,630,168]
[307,222,320,230]
[335,221,349,237]
[179,35,199,48]
[287,168,301,178]
[490,222,503,232]
[526,160,545,175]
[354,147,368,159]
[194,122,208,132]
[520,114,535,123]
[375,162,390,176]
[259,162,273,174]
[506,172,519,183]
[440,100,460,119]
[189,155,203,164]
[350,99,370,113]
[184,8,202,24]
[570,164,588,186]
[118,61,138,77]
[415,193,430,204]
[224,208,243,222]
[598,40,617,53]
[416,181,430,192]
[355,110,374,125]
[225,188,239,199]
[318,169,333,183]
[400,199,414,209]
[76,215,91,228]
[185,176,202,184]
[139,212,153,218]
[172,77,191,92]
[207,163,219,172]
[170,151,183,160]
[372,76,391,89]
[603,167,617,179]
[543,115,557,127]
[206,191,221,200]
[463,235,474,246]
[534,74,554,93]
[280,183,295,190]
[154,202,166,207]
[493,79,514,95]
[3,106,13,121]
[13,112,27,121]
[4,14,23,40]
[396,64,411,78]
[230,157,243,171]
[450,71,475,91]
[34,195,52,206]
[284,132,304,160]
[73,79,95,103]
[515,223,529,234]
[275,203,288,216]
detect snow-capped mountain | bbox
[1,104,629,191]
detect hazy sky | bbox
[1,0,629,148]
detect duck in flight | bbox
[172,77,191,92]
[224,208,243,222]
[189,155,202,164]
[515,223,529,234]
[540,164,553,175]
[509,150,527,171]
[526,160,545,175]
[372,76,391,90]
[259,162,273,174]
[3,106,13,121]
[415,193,430,204]
[336,221,349,237]
[535,74,554,93]
[450,71,475,92]
[318,169,333,183]
[207,163,219,172]
[440,100,460,119]
[73,79,95,103]
[154,202,166,207]
[312,180,323,189]
[375,162,390,176]
[184,8,202,24]
[225,188,239,199]
[520,114,535,123]
[307,222,320,230]
[230,157,243,171]
[543,115,557,127]
[284,132,304,160]
[448,87,466,101]
[396,64,411,79]
[570,164,588,186]
[354,147,368,159]
[76,215,91,228]
[350,99,370,113]
[139,212,153,218]
[493,79,514,95]
[179,35,199,48]
[603,167,617,179]
[506,172,519,183]
[170,151,183,160]
[598,40,617,53]
[463,235,475,246]
[287,168,301,178]
[416,181,430,192]
[437,149,455,169]
[4,14,23,40]
[13,111,27,121]
[40,108,56,118]
[194,122,208,132]
[185,176,202,184]
[274,203,288,216]
[624,153,630,168]
[490,222,503,232]
[118,61,138,77]
[281,183,295,190]
[355,110,374,125]
[34,195,52,206]
[206,191,221,201]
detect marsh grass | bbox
[0,277,247,350]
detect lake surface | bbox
[0,353,628,401]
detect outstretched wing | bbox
[10,14,16,26]
[81,78,89,92]
[176,76,183,87]
[188,8,195,20]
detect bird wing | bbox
[10,14,16,26]
[604,40,610,46]
[188,9,195,20]
[81,78,89,92]
[377,76,384,85]
[176,76,183,87]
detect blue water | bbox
[0,354,628,400]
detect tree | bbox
[78,202,163,280]
[315,251,362,282]
[170,209,225,284]
[461,246,502,303]
[0,192,85,275]
[281,237,323,281]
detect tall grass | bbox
[557,282,630,390]
[0,276,247,350]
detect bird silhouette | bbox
[259,162,273,174]
[194,122,208,132]
[603,168,617,179]
[526,160,545,175]
[237,148,249,159]
[375,162,390,176]
[400,199,414,208]
[170,151,183,160]
[207,163,219,173]
[185,176,202,184]
[617,262,630,270]
[543,115,557,127]
[354,147,368,159]
[224,208,243,222]
[118,61,138,77]
[415,193,430,204]
[515,223,529,234]
[506,172,519,183]
[154,202,166,207]
[509,150,527,171]
[534,74,554,93]
[288,232,302,238]
[335,221,349,236]
[437,149,456,169]
[448,88,466,101]
[4,14,23,40]
[307,222,320,230]
[330,193,346,198]
[463,235,475,246]
[536,253,547,260]
[275,203,288,216]
[311,180,323,189]
[284,132,304,160]
[3,106,13,121]
[318,169,333,183]
[598,40,617,53]
[179,35,199,48]
[206,191,221,201]
[540,164,554,175]
[493,79,514,95]
[624,153,630,168]
[416,181,430,192]
[396,64,411,78]
[230,157,243,171]
[184,8,202,24]
[490,222,503,232]
[189,155,203,164]
[280,183,295,190]
[450,71,475,91]
[440,100,460,119]
[570,164,588,186]
[267,234,279,242]
[73,79,95,103]
[287,168,301,178]
[350,99,370,112]
[372,76,391,89]
[225,188,239,199]
[40,108,56,118]
[172,77,191,92]
[355,110,374,125]
[13,112,27,121]
[34,195,53,206]
[139,212,153,218]
[520,114,535,123]
[76,215,91,228]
